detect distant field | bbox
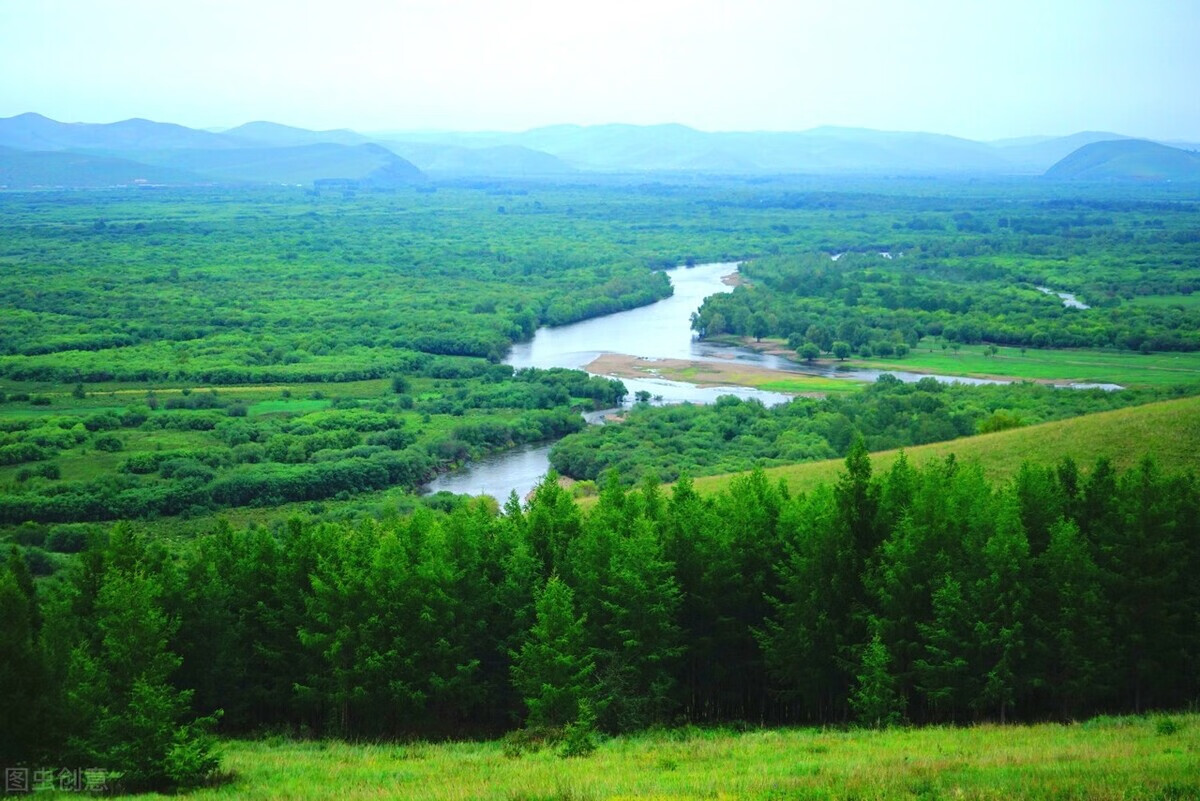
[144,715,1199,800]
[1126,293,1200,309]
[852,340,1200,388]
[691,395,1200,497]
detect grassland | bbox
[727,338,1200,390]
[586,354,860,396]
[105,714,1199,800]
[852,340,1200,388]
[690,395,1200,497]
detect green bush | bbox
[93,434,124,452]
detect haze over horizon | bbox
[1,0,1198,142]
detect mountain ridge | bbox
[3,113,1198,184]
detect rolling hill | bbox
[223,120,372,148]
[0,145,208,188]
[128,142,423,185]
[990,131,1130,172]
[1045,139,1200,181]
[382,141,574,176]
[0,114,425,187]
[0,112,236,151]
[689,395,1200,497]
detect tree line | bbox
[5,446,1197,788]
[0,367,626,526]
[549,376,1183,484]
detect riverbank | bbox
[586,353,858,396]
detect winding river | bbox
[424,262,1117,501]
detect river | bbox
[1037,286,1090,310]
[424,262,1118,501]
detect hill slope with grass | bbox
[0,145,208,187]
[130,142,424,185]
[1046,139,1200,181]
[691,395,1200,496]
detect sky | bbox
[1,0,1198,141]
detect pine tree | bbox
[526,471,583,574]
[595,518,683,729]
[759,486,854,720]
[849,629,905,728]
[511,575,595,730]
[0,551,45,762]
[913,575,974,722]
[972,493,1031,723]
[1032,518,1112,717]
[1105,458,1187,711]
[837,435,881,558]
[66,566,218,791]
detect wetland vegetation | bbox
[3,178,1199,796]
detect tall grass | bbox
[115,714,1199,800]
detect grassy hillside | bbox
[130,142,423,185]
[146,714,1199,800]
[1046,139,1200,181]
[692,395,1200,496]
[0,146,207,188]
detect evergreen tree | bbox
[1013,463,1064,555]
[661,473,718,719]
[0,551,45,762]
[836,435,881,559]
[971,493,1031,723]
[66,566,218,791]
[1105,458,1187,711]
[526,471,583,574]
[760,486,854,720]
[849,628,905,728]
[1031,518,1112,717]
[595,518,683,729]
[913,575,974,722]
[709,467,786,719]
[511,575,595,730]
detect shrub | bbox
[559,702,600,759]
[46,527,91,553]
[93,434,124,452]
[1156,717,1182,736]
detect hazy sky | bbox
[2,0,1198,140]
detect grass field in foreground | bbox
[132,714,1199,800]
[691,395,1200,497]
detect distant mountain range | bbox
[1,112,1198,188]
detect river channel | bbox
[423,262,1117,501]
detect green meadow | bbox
[108,715,1200,800]
[849,340,1200,388]
[691,395,1200,497]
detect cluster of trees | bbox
[0,188,699,386]
[550,377,1178,484]
[1,369,625,524]
[693,251,1200,354]
[10,183,1196,390]
[6,449,1197,789]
